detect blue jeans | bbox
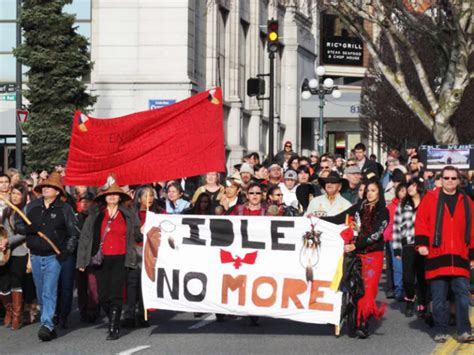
[431,276,471,335]
[57,254,76,321]
[385,242,404,299]
[31,255,61,331]
[389,242,404,298]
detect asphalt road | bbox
[1,288,451,355]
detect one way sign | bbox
[16,109,29,124]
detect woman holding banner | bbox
[323,177,389,339]
[122,185,165,329]
[76,176,142,341]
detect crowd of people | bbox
[0,141,473,344]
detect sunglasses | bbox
[27,184,33,188]
[248,192,262,195]
[285,145,292,148]
[442,177,458,181]
[346,163,355,167]
[273,193,283,196]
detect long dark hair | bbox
[133,185,156,211]
[2,183,28,226]
[360,181,385,236]
[401,177,426,208]
[189,192,213,215]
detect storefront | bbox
[300,90,362,158]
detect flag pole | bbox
[144,191,150,322]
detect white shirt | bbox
[278,182,299,207]
[304,193,352,217]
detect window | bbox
[239,20,249,101]
[217,8,228,90]
[63,0,91,20]
[74,22,91,39]
[0,23,16,52]
[0,0,16,20]
[0,54,15,82]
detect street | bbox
[2,288,472,355]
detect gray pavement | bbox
[0,292,439,355]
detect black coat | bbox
[322,201,389,253]
[16,197,79,256]
[76,205,142,269]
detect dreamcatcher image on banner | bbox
[300,216,323,282]
[159,220,180,250]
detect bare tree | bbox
[318,0,473,144]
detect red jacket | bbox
[384,198,400,242]
[415,189,474,280]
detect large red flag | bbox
[64,88,225,186]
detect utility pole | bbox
[268,51,275,162]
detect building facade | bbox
[1,0,378,173]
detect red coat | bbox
[415,189,474,280]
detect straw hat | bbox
[34,172,66,197]
[95,174,131,202]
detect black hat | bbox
[318,171,346,189]
[79,191,95,201]
[391,168,406,183]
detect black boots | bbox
[405,298,415,317]
[106,306,121,341]
[355,318,369,339]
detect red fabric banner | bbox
[64,88,225,186]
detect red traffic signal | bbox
[267,19,280,53]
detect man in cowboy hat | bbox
[305,171,352,217]
[16,172,79,341]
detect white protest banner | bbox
[142,213,345,325]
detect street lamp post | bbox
[15,0,22,171]
[301,65,341,156]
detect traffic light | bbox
[247,78,265,97]
[267,19,280,53]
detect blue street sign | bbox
[149,99,176,110]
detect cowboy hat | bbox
[318,171,347,189]
[34,172,66,197]
[95,174,131,202]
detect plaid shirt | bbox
[392,202,417,256]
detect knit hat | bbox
[268,164,282,171]
[240,163,254,176]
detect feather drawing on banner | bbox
[78,113,90,132]
[100,174,116,191]
[208,88,220,105]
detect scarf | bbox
[433,189,471,247]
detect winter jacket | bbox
[383,198,400,242]
[322,201,389,253]
[76,205,142,269]
[392,202,417,256]
[15,197,79,257]
[415,189,474,280]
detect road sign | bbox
[0,83,16,94]
[0,94,16,101]
[149,99,176,110]
[16,109,29,124]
